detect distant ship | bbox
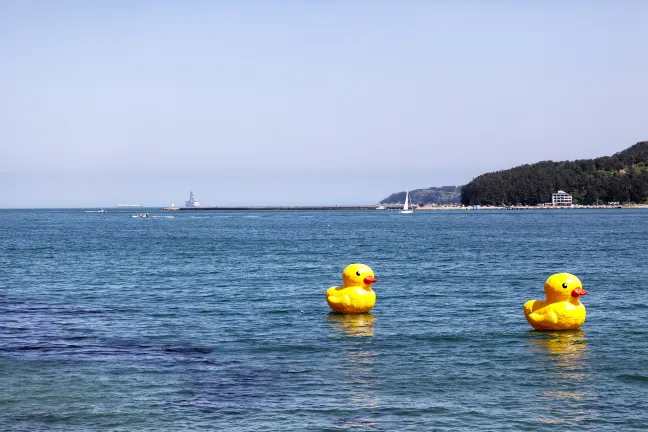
[185,192,200,208]
[118,204,142,207]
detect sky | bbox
[1,1,647,207]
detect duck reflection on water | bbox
[528,330,589,376]
[327,312,376,338]
[526,330,594,425]
[327,312,381,421]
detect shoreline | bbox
[416,204,648,210]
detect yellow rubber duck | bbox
[326,264,378,314]
[524,273,588,330]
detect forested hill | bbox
[460,141,648,206]
[380,186,461,205]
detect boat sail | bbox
[400,190,413,214]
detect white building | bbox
[552,190,573,206]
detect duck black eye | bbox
[356,271,361,276]
[562,283,568,289]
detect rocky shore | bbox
[414,204,648,210]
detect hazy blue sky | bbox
[1,1,647,207]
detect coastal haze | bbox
[2,2,648,207]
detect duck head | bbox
[342,263,377,290]
[544,273,587,302]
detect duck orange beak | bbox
[571,287,587,297]
[363,276,377,285]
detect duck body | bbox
[326,286,376,314]
[524,273,587,331]
[523,298,586,330]
[326,264,377,314]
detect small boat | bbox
[163,202,180,211]
[400,190,413,214]
[97,209,107,213]
[132,213,150,218]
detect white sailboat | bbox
[400,190,413,214]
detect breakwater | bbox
[164,204,648,211]
[172,205,386,211]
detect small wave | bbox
[164,346,214,354]
[15,345,45,351]
[265,309,300,315]
[63,336,97,341]
[59,308,105,315]
[335,418,376,428]
[15,343,91,351]
[411,334,470,343]
[152,215,175,218]
[617,374,648,384]
[0,326,28,332]
[255,344,323,353]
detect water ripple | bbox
[1,209,648,430]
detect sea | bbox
[1,208,647,431]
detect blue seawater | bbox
[1,208,647,431]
